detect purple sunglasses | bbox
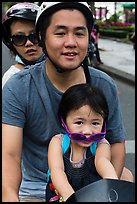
[61,117,106,142]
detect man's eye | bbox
[56,32,65,36]
[76,32,84,36]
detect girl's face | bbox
[10,19,43,62]
[65,105,104,147]
[45,9,89,71]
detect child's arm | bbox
[95,139,118,179]
[48,135,75,201]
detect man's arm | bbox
[2,124,23,202]
[110,142,126,178]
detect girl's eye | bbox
[75,121,83,125]
[92,122,100,126]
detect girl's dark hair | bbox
[58,83,109,122]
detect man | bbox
[2,2,133,202]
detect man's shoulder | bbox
[88,66,113,82]
[23,61,43,74]
[88,66,117,93]
[12,61,44,80]
[3,62,44,91]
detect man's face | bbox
[45,9,89,71]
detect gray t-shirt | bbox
[2,60,126,199]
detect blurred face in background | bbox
[10,19,43,62]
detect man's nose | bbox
[64,34,77,47]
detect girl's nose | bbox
[82,130,93,137]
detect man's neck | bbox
[45,59,86,93]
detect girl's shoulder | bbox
[50,133,64,144]
[50,134,70,155]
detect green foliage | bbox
[105,26,134,33]
[100,29,128,38]
[2,2,17,10]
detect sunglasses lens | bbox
[11,33,38,46]
[91,134,105,141]
[12,35,26,46]
[70,133,86,141]
[29,33,38,44]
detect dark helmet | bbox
[35,2,94,48]
[2,2,39,52]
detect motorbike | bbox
[66,178,135,202]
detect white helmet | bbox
[36,2,93,41]
[36,2,93,25]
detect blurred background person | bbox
[130,32,135,50]
[2,2,45,88]
[91,20,103,67]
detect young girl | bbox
[46,83,118,202]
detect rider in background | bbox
[2,2,45,88]
[91,20,103,66]
[130,32,135,50]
